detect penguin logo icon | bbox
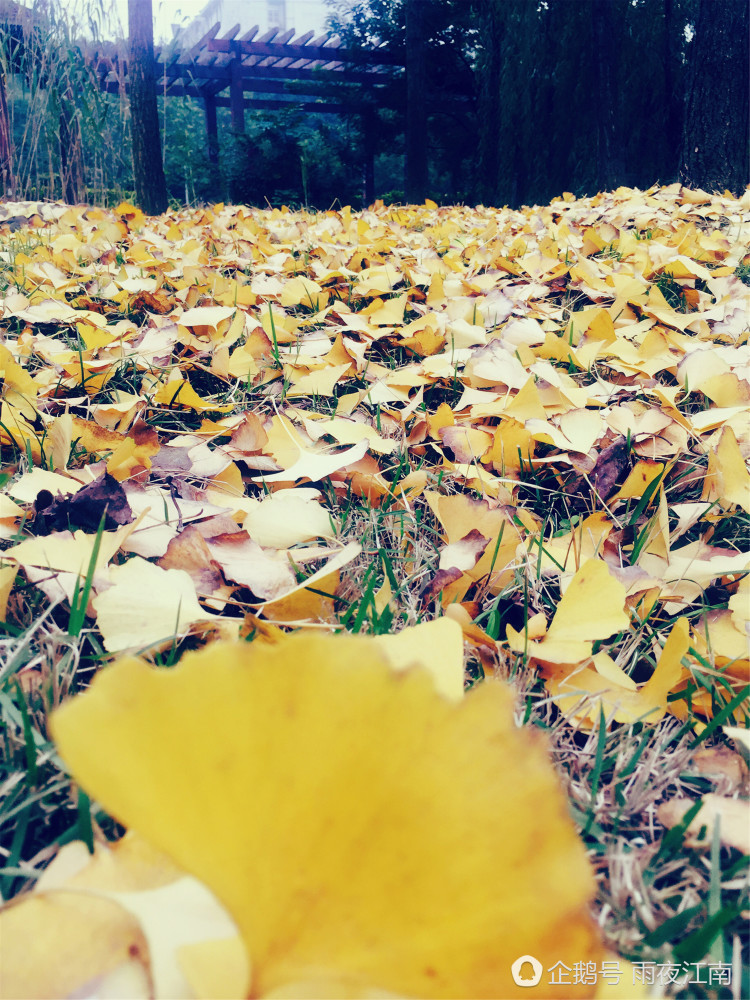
[511,955,543,987]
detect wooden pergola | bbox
[87,24,406,203]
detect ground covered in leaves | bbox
[0,184,748,998]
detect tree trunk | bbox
[0,66,12,197]
[59,88,84,203]
[405,0,428,203]
[128,0,168,214]
[592,0,624,192]
[680,0,749,195]
[661,0,682,180]
[477,0,503,204]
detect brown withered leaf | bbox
[128,290,173,315]
[420,567,464,605]
[439,529,490,573]
[690,745,748,795]
[158,526,225,596]
[33,473,133,535]
[590,436,632,499]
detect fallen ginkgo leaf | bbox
[657,793,749,854]
[507,560,629,665]
[51,633,603,998]
[544,617,689,728]
[372,616,465,702]
[0,833,246,1000]
[92,556,211,652]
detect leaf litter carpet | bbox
[0,183,748,998]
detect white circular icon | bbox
[511,954,543,987]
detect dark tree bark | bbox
[592,0,625,192]
[661,0,682,179]
[59,88,84,203]
[477,0,503,204]
[128,0,168,214]
[405,0,428,203]
[680,0,749,195]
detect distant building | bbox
[175,0,331,48]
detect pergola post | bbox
[204,93,219,163]
[229,45,245,132]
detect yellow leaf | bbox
[0,393,44,462]
[92,557,210,652]
[526,512,614,575]
[280,276,328,310]
[206,531,296,599]
[425,491,519,589]
[440,424,493,463]
[0,886,151,1000]
[638,616,689,716]
[363,293,407,326]
[0,833,244,1000]
[0,494,23,531]
[242,489,335,548]
[285,362,351,398]
[658,794,749,853]
[507,561,629,669]
[612,461,664,501]
[261,439,369,485]
[585,309,616,344]
[102,422,162,481]
[179,305,237,329]
[702,425,750,513]
[0,343,37,397]
[504,377,547,421]
[506,625,593,665]
[729,575,750,634]
[545,617,689,728]
[701,608,750,674]
[152,378,233,413]
[3,527,128,576]
[52,635,602,999]
[257,541,360,622]
[7,468,81,503]
[0,564,17,618]
[179,936,250,1000]
[487,418,536,474]
[548,560,629,643]
[372,617,464,702]
[302,414,397,456]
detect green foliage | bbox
[0,0,713,212]
[655,270,689,311]
[221,108,364,209]
[327,0,479,204]
[1,0,108,201]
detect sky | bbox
[99,0,331,42]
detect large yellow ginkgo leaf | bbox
[547,560,629,643]
[52,634,602,999]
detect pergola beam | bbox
[72,24,417,200]
[170,63,394,85]
[208,37,401,66]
